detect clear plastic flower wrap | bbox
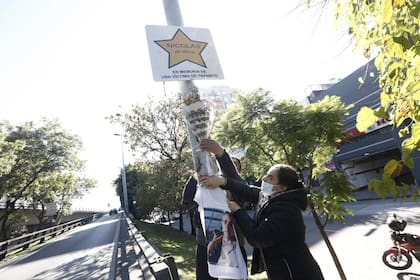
[182,99,218,175]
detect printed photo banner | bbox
[194,186,248,279]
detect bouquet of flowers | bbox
[182,93,218,176]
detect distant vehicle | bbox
[109,208,118,215]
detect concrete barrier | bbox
[124,213,180,280]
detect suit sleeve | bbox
[182,175,197,206]
[222,177,260,204]
[216,151,242,180]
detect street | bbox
[0,213,138,280]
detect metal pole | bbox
[115,133,129,213]
[162,0,184,26]
[162,0,198,96]
[161,0,217,177]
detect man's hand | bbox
[200,139,224,157]
[198,175,225,188]
[227,200,241,213]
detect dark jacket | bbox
[224,177,324,280]
[182,174,207,246]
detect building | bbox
[308,60,420,188]
[199,85,237,111]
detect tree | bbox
[214,89,354,279]
[0,122,25,177]
[114,163,159,219]
[0,118,95,240]
[322,0,420,200]
[108,95,193,230]
[51,174,96,224]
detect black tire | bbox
[382,251,412,270]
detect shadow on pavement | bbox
[15,215,119,264]
[32,245,112,280]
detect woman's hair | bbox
[222,213,236,241]
[207,213,236,255]
[272,164,304,189]
[231,157,241,173]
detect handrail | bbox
[124,213,180,280]
[0,214,97,260]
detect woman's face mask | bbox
[261,181,274,196]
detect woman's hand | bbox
[200,139,224,157]
[227,200,241,213]
[198,175,225,188]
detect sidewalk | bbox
[352,185,420,201]
[309,197,420,280]
[352,188,390,200]
[245,190,420,280]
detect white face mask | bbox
[261,181,274,196]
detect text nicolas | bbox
[165,43,201,49]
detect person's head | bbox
[221,213,235,240]
[231,157,241,173]
[261,164,303,196]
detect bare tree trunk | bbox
[178,209,184,232]
[0,200,14,241]
[167,211,171,227]
[37,202,46,225]
[0,214,9,241]
[308,199,347,280]
[189,209,195,236]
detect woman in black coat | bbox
[199,163,324,280]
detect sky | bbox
[0,0,369,211]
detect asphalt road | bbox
[0,213,121,280]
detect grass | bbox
[135,221,196,280]
[135,221,267,280]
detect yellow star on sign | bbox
[155,29,208,68]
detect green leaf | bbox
[382,0,393,23]
[398,127,409,138]
[379,92,392,109]
[375,106,390,119]
[356,107,376,132]
[402,138,416,168]
[411,123,420,145]
[382,174,398,198]
[369,179,387,198]
[383,159,403,178]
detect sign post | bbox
[146,1,223,176]
[145,2,248,278]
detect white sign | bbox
[145,25,224,81]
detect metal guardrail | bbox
[124,213,180,280]
[0,214,97,260]
[0,201,40,210]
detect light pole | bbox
[114,133,129,213]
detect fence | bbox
[0,214,97,260]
